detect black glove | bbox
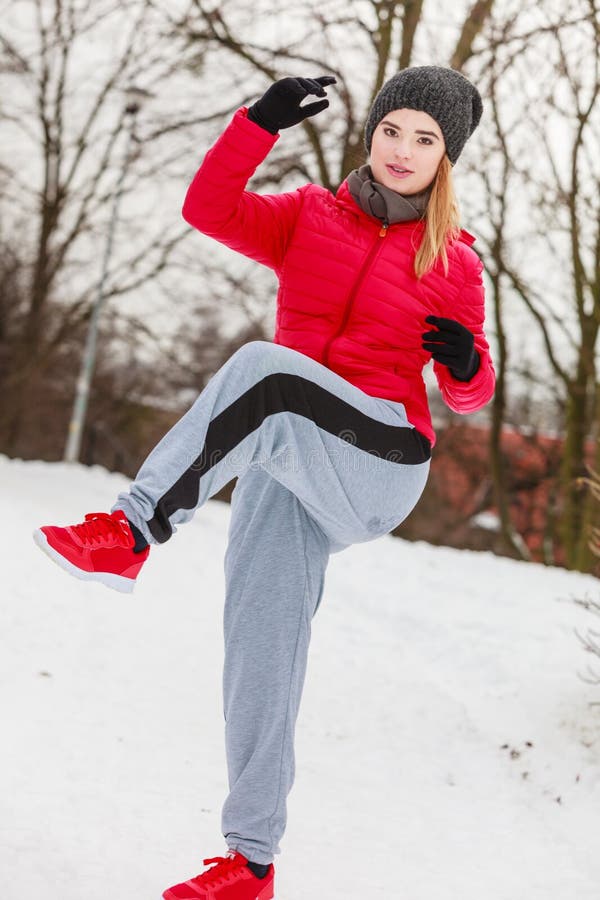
[422,315,480,381]
[247,76,337,134]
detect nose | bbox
[393,140,413,160]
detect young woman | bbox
[34,66,495,900]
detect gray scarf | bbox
[346,164,432,225]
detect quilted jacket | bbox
[182,106,495,448]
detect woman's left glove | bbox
[421,315,480,381]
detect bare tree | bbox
[0,0,215,456]
[475,11,526,560]
[171,0,495,189]
[471,0,600,570]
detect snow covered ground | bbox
[2,454,599,899]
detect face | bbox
[369,108,446,194]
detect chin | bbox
[386,176,427,196]
[386,180,416,195]
[379,171,416,191]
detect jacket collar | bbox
[334,176,477,247]
[345,164,432,225]
[335,177,424,228]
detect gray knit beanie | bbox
[364,65,483,165]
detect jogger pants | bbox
[112,340,431,863]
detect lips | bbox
[387,164,413,174]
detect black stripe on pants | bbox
[147,372,431,543]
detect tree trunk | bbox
[561,368,591,569]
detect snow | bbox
[2,453,599,899]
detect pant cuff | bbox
[227,843,274,866]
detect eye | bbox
[382,127,434,145]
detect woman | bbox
[34,66,495,900]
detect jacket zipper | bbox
[322,220,389,369]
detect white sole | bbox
[32,529,135,594]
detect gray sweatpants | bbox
[112,340,431,864]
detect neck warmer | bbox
[346,164,432,225]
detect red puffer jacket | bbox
[182,107,495,448]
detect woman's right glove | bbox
[247,76,337,134]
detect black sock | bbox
[246,860,270,879]
[127,520,148,554]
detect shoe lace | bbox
[194,853,246,887]
[71,512,133,548]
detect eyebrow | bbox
[380,119,441,140]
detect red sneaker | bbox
[32,510,149,593]
[162,850,275,900]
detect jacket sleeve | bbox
[433,253,496,413]
[181,106,305,273]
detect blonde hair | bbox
[414,155,462,281]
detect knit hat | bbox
[364,65,483,165]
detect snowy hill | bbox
[2,454,599,900]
